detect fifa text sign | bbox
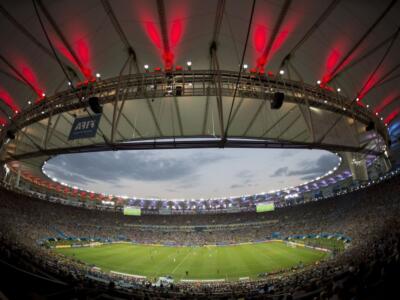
[68,114,101,140]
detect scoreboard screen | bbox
[256,202,275,213]
[123,206,141,216]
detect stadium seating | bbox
[0,174,399,299]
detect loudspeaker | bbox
[175,86,182,96]
[88,97,103,114]
[6,130,15,140]
[271,92,284,109]
[366,121,375,131]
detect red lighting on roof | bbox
[163,51,174,70]
[53,34,94,81]
[384,107,400,125]
[357,72,382,100]
[321,49,341,84]
[253,25,267,53]
[375,93,398,114]
[0,88,20,112]
[15,62,45,99]
[0,118,7,126]
[170,19,183,48]
[145,22,163,49]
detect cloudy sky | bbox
[43,149,339,199]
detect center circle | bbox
[43,148,340,199]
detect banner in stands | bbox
[69,114,101,140]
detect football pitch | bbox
[56,241,329,281]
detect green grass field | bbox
[56,241,329,281]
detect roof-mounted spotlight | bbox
[42,93,46,97]
[96,73,101,78]
[317,80,321,85]
[337,88,341,92]
[243,64,248,70]
[27,100,32,105]
[144,64,149,72]
[187,61,192,70]
[68,81,72,86]
[279,69,285,75]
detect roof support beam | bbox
[111,55,131,142]
[223,0,256,142]
[330,27,400,79]
[242,100,265,136]
[0,3,78,80]
[357,26,400,99]
[286,61,316,142]
[260,105,297,137]
[3,138,383,163]
[35,0,87,79]
[277,111,301,140]
[0,54,41,96]
[101,0,140,73]
[280,0,340,68]
[202,0,226,136]
[326,0,397,83]
[173,97,184,136]
[258,0,292,70]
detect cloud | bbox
[236,170,254,178]
[288,155,338,176]
[270,154,338,179]
[230,179,258,189]
[271,166,289,177]
[44,150,226,184]
[230,183,244,189]
[300,174,319,181]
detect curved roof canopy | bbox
[0,0,398,202]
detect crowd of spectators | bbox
[0,174,399,299]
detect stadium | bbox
[0,0,399,299]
